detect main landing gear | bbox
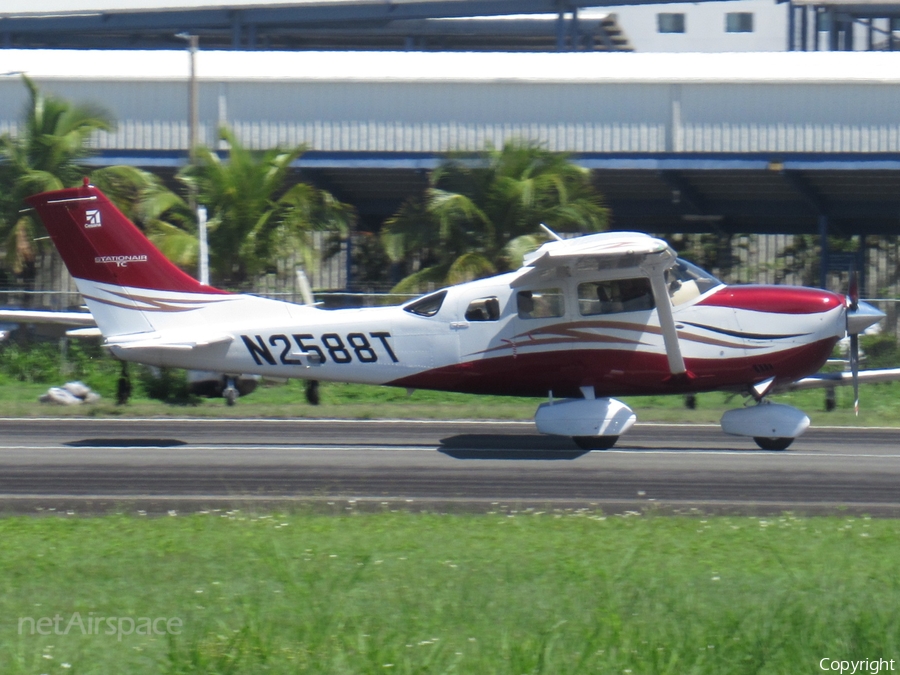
[534,388,635,451]
[752,436,795,451]
[223,377,239,406]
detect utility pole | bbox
[177,33,209,282]
[176,33,200,207]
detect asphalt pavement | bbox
[0,418,897,515]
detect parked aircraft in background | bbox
[25,180,895,449]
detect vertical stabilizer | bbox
[27,181,230,338]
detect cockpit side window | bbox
[404,290,447,317]
[517,289,564,319]
[465,297,500,322]
[578,278,655,315]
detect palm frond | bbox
[389,263,451,295]
[446,252,496,285]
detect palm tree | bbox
[382,141,609,293]
[177,127,356,287]
[0,77,187,279]
[0,76,115,275]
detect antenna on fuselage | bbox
[539,223,564,242]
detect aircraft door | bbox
[455,291,509,362]
[391,290,458,375]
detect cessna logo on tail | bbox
[95,255,148,268]
[85,209,102,228]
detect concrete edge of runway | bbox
[3,417,899,431]
[3,495,899,518]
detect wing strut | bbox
[648,272,686,376]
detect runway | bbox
[0,418,898,515]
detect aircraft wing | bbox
[515,231,673,287]
[782,368,900,392]
[515,230,686,376]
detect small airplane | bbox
[26,179,895,450]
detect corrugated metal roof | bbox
[4,49,900,83]
[2,0,407,15]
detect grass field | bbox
[2,377,900,428]
[2,511,899,674]
[3,357,899,673]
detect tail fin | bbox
[27,180,230,338]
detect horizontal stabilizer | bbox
[0,309,95,326]
[66,327,103,338]
[109,334,234,352]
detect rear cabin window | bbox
[465,297,500,321]
[404,290,447,317]
[517,289,564,319]
[578,278,655,315]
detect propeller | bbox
[848,269,860,416]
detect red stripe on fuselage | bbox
[387,337,838,398]
[698,285,843,314]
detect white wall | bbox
[585,1,788,52]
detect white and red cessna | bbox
[27,181,891,450]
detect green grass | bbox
[1,511,899,674]
[2,376,900,427]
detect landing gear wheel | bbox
[573,436,619,450]
[305,380,320,406]
[753,436,793,451]
[222,376,239,406]
[116,362,131,405]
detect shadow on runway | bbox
[66,439,188,448]
[439,434,589,460]
[438,434,764,458]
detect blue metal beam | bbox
[610,200,900,220]
[0,0,739,35]
[85,150,900,172]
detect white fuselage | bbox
[84,261,846,399]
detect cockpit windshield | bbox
[666,258,724,305]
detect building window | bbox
[726,12,754,33]
[657,13,685,34]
